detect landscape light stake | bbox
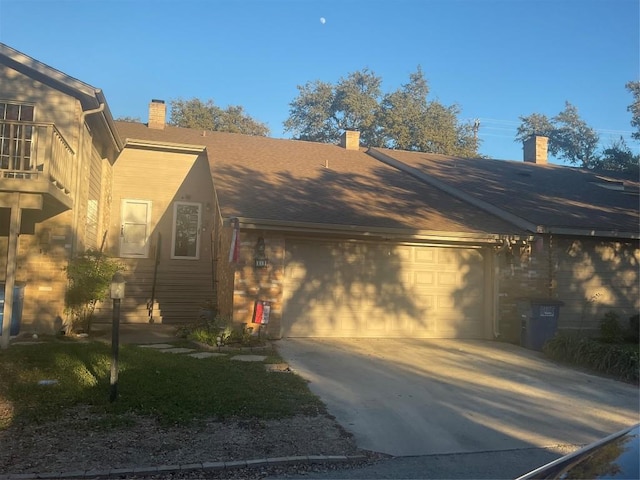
[109,272,126,402]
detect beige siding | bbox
[103,147,215,324]
[0,65,114,334]
[85,146,103,249]
[0,64,80,146]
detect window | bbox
[171,202,201,259]
[0,102,34,171]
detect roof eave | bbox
[228,216,519,245]
[543,226,639,240]
[123,138,207,154]
[1,42,100,108]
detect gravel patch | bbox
[0,407,378,478]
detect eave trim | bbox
[227,216,514,244]
[123,138,207,154]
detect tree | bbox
[115,115,142,122]
[284,67,479,156]
[592,137,639,177]
[516,102,600,168]
[284,68,382,145]
[65,250,124,333]
[551,102,600,168]
[515,113,555,143]
[169,98,269,136]
[626,80,640,141]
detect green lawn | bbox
[0,338,324,429]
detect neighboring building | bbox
[1,42,638,344]
[369,143,640,340]
[0,43,121,343]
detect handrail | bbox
[0,120,75,195]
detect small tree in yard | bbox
[65,250,123,333]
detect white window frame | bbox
[171,201,202,260]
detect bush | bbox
[179,315,265,348]
[544,331,639,383]
[625,314,639,344]
[177,314,234,346]
[65,250,124,333]
[599,311,624,344]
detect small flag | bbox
[229,218,240,263]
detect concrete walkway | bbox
[276,338,640,457]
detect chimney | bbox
[148,99,166,130]
[340,130,360,150]
[523,135,548,164]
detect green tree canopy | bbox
[516,94,639,175]
[626,80,640,141]
[284,67,479,156]
[515,113,555,142]
[284,69,382,145]
[169,98,269,136]
[516,102,600,168]
[592,137,639,177]
[551,101,601,168]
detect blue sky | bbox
[0,0,638,163]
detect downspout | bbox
[71,102,105,256]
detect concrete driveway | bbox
[276,338,639,457]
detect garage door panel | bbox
[415,249,436,263]
[437,271,458,286]
[283,241,486,338]
[414,271,436,286]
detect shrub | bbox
[544,331,639,383]
[599,311,624,344]
[625,314,639,344]
[65,250,124,333]
[178,314,234,346]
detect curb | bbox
[0,455,367,479]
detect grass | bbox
[0,338,325,430]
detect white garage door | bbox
[282,240,486,338]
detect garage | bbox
[282,239,487,338]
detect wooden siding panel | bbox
[105,146,216,324]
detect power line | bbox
[470,117,637,138]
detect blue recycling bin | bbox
[518,298,564,351]
[0,284,25,336]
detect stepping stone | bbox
[159,347,195,354]
[188,352,226,359]
[138,344,174,349]
[265,363,291,372]
[230,355,267,362]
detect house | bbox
[114,120,530,339]
[2,42,638,346]
[0,43,122,346]
[368,137,640,340]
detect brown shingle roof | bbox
[115,122,520,237]
[373,148,640,237]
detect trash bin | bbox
[0,284,25,336]
[518,298,564,351]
